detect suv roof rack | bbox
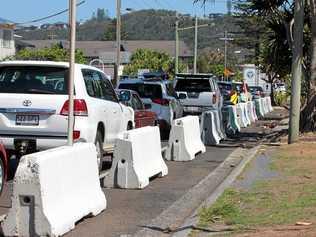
[175,73,215,79]
[141,72,168,81]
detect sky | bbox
[1,0,228,25]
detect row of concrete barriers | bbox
[1,116,207,237]
[206,96,273,145]
[1,97,273,236]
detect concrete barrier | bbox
[247,101,256,123]
[242,102,251,126]
[252,101,258,121]
[255,99,264,118]
[266,96,273,112]
[201,111,221,145]
[261,97,269,115]
[103,126,168,189]
[166,116,206,161]
[236,103,248,128]
[2,143,106,237]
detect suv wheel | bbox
[0,157,5,195]
[95,131,104,172]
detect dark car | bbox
[217,81,233,102]
[0,142,8,195]
[116,89,158,128]
[249,86,265,98]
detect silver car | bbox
[174,73,222,115]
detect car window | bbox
[82,69,118,102]
[132,94,144,110]
[99,73,118,102]
[175,79,212,93]
[118,83,163,99]
[0,66,68,94]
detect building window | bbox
[2,30,12,48]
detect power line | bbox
[15,0,85,25]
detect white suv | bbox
[0,61,134,168]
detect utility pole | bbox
[219,31,234,81]
[114,0,121,87]
[224,31,228,80]
[175,12,179,74]
[67,0,76,146]
[288,0,305,144]
[193,16,198,74]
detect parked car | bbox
[217,81,233,102]
[0,142,8,195]
[0,61,134,170]
[174,73,222,115]
[116,89,158,128]
[274,83,286,93]
[249,86,265,98]
[118,74,183,135]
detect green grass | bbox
[197,144,316,234]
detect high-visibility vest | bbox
[230,92,238,105]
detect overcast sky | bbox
[2,0,228,25]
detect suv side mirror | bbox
[178,93,187,100]
[144,103,152,110]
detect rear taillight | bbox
[60,99,88,116]
[73,130,81,140]
[152,98,170,106]
[212,94,217,104]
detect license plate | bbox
[185,107,200,113]
[16,115,39,126]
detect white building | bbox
[241,64,271,94]
[0,18,15,60]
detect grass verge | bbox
[196,143,316,236]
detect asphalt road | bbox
[0,146,234,237]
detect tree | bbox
[123,48,185,77]
[13,44,87,64]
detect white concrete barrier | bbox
[227,105,240,133]
[261,98,268,115]
[247,101,256,123]
[103,126,168,189]
[201,111,221,145]
[2,143,106,237]
[166,116,206,161]
[242,102,251,126]
[266,96,273,112]
[255,99,264,118]
[236,103,248,128]
[213,109,226,140]
[252,101,258,121]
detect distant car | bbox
[174,73,222,115]
[274,83,286,93]
[116,89,158,128]
[249,86,265,98]
[0,61,134,171]
[217,81,233,102]
[118,73,183,135]
[0,142,8,195]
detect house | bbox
[0,18,15,60]
[19,40,193,77]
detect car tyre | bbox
[95,131,104,172]
[0,157,5,195]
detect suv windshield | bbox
[118,83,163,99]
[0,66,68,94]
[175,79,212,93]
